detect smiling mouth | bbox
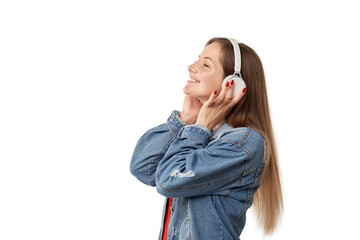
[188,79,200,83]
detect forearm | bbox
[130,110,186,186]
[155,124,249,198]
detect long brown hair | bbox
[206,38,283,235]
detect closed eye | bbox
[195,59,210,68]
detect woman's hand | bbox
[179,95,203,125]
[196,79,246,131]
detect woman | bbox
[130,37,283,239]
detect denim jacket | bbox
[130,110,265,240]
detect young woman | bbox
[130,37,283,240]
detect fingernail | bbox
[242,88,246,93]
[226,81,229,87]
[231,79,234,85]
[213,90,217,94]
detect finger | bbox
[208,89,218,104]
[218,80,231,101]
[225,79,235,102]
[232,87,246,105]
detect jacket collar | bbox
[211,122,234,140]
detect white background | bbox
[1,0,359,239]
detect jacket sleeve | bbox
[155,124,254,198]
[130,110,186,186]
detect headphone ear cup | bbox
[222,75,246,97]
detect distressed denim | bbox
[130,110,265,240]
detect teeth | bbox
[189,79,199,83]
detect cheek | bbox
[206,75,223,91]
[200,80,222,95]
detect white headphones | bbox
[221,38,246,97]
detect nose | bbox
[188,62,197,73]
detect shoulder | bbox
[211,126,265,159]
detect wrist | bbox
[194,120,213,131]
[179,112,197,125]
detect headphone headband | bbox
[227,38,241,76]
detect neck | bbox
[212,121,224,132]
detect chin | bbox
[183,86,210,102]
[183,86,194,95]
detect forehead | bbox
[200,42,222,62]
